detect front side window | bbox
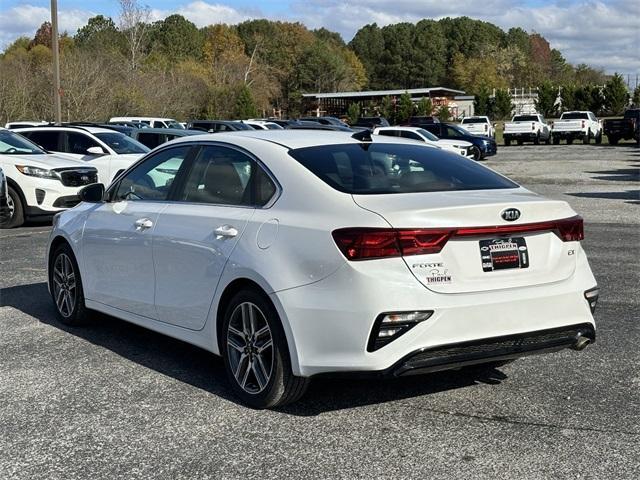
[180,146,276,206]
[0,131,47,155]
[94,132,149,154]
[66,132,101,154]
[113,146,190,201]
[445,126,464,138]
[289,143,517,195]
[400,131,423,141]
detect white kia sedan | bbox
[47,131,598,408]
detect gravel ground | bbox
[1,144,639,480]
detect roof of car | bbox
[375,126,422,132]
[166,129,419,150]
[14,125,117,134]
[134,128,201,135]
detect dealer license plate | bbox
[479,237,529,272]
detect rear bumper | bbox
[552,130,587,139]
[388,323,595,376]
[504,132,539,140]
[274,247,598,377]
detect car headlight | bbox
[15,165,60,180]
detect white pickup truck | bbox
[552,111,602,144]
[503,114,551,145]
[460,116,495,138]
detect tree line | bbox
[0,3,636,124]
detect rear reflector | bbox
[333,216,583,260]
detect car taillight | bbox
[332,228,452,260]
[484,124,488,131]
[532,122,535,130]
[581,120,586,128]
[554,216,584,241]
[333,216,583,261]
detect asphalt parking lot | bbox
[1,144,639,479]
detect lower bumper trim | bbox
[390,323,595,377]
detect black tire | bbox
[221,289,309,409]
[533,133,540,145]
[49,243,90,326]
[608,135,618,145]
[470,146,481,161]
[567,138,573,145]
[595,131,602,144]
[517,139,523,146]
[552,136,560,145]
[545,135,551,145]
[583,131,590,144]
[0,186,25,229]
[504,138,511,146]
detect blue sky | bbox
[1,0,639,75]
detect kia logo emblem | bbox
[501,208,521,221]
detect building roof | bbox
[302,87,466,99]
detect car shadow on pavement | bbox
[567,190,640,204]
[1,282,507,414]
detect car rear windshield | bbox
[561,112,589,120]
[513,115,539,122]
[95,132,149,154]
[462,118,488,123]
[289,143,517,194]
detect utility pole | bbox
[50,0,62,124]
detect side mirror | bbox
[86,146,106,155]
[79,183,105,203]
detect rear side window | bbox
[377,130,397,138]
[137,132,164,149]
[180,146,277,206]
[22,130,60,151]
[289,143,517,195]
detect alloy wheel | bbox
[226,302,274,394]
[52,253,76,318]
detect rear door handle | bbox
[134,218,154,230]
[215,225,238,238]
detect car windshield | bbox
[289,143,517,194]
[165,121,184,129]
[416,129,440,141]
[95,132,149,154]
[513,115,539,122]
[0,130,45,155]
[561,113,589,120]
[462,118,487,124]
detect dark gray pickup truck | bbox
[602,109,640,145]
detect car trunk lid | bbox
[352,188,580,294]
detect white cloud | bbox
[150,1,260,26]
[0,5,94,48]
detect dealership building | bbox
[302,87,475,119]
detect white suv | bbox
[0,129,97,228]
[373,126,474,158]
[16,126,149,185]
